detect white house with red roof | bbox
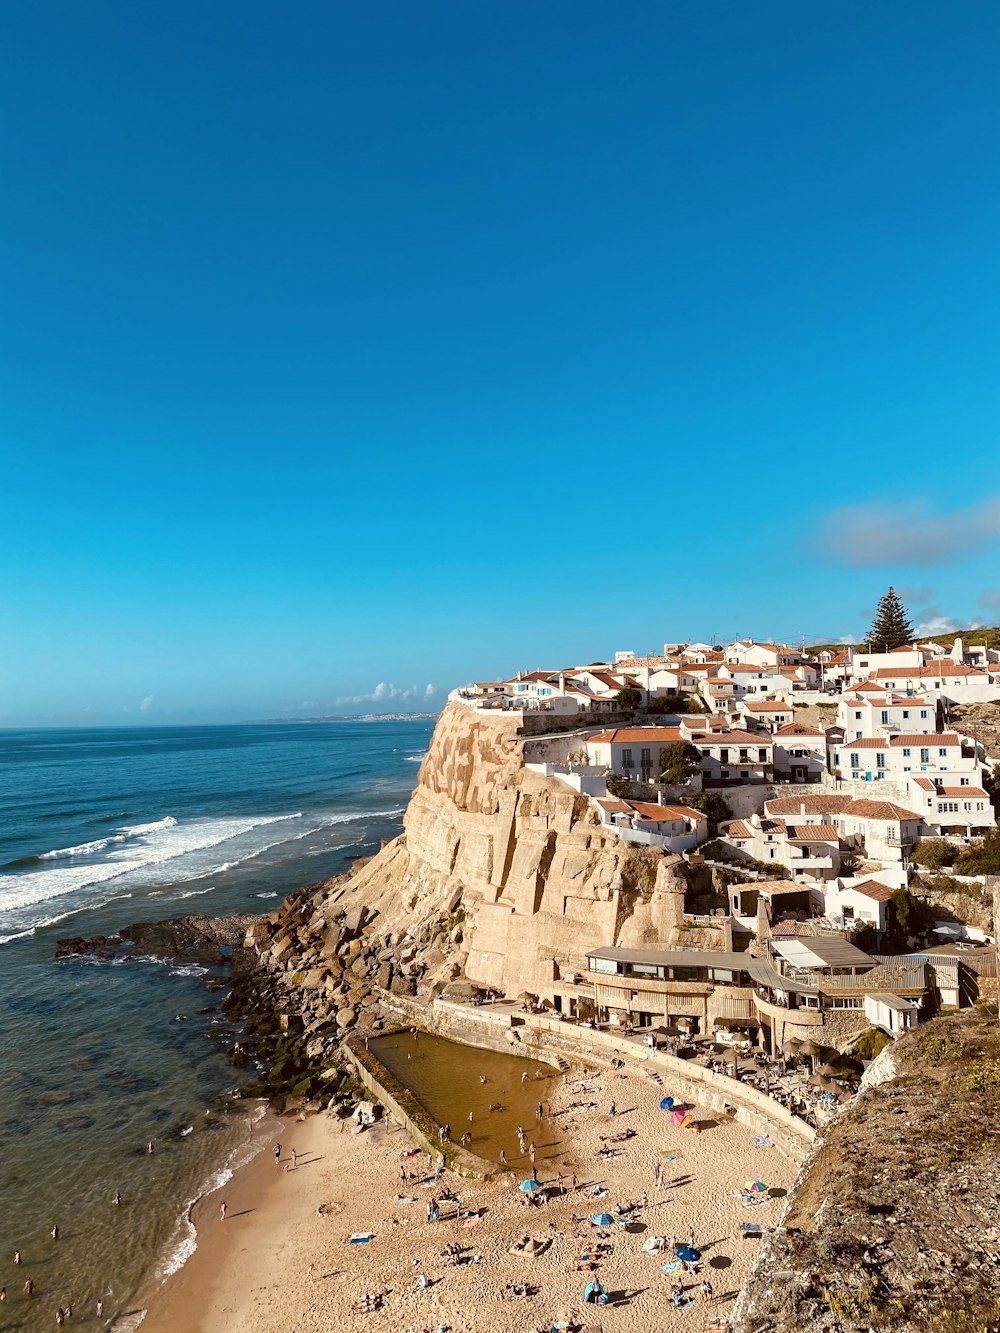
[584,726,685,782]
[837,690,937,740]
[824,877,897,932]
[719,811,841,881]
[771,722,827,782]
[594,798,708,853]
[832,731,985,786]
[905,777,996,836]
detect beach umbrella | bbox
[662,1152,678,1164]
[744,1180,767,1193]
[519,1178,542,1193]
[590,1212,614,1227]
[676,1246,702,1263]
[781,1038,802,1056]
[799,1040,823,1057]
[671,1109,686,1125]
[817,1062,841,1077]
[658,1096,675,1110]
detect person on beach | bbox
[113,1190,121,1206]
[274,1145,281,1167]
[655,1163,664,1189]
[467,1111,473,1125]
[536,1102,544,1121]
[147,1141,155,1154]
[220,1200,228,1222]
[51,1225,59,1240]
[56,1308,65,1325]
[24,1278,34,1297]
[0,1287,5,1302]
[521,1071,528,1084]
[96,1299,104,1317]
[499,1148,506,1165]
[291,1148,298,1169]
[64,1302,72,1318]
[528,1142,536,1165]
[13,1250,20,1265]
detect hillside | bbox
[731,1004,1000,1333]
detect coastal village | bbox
[443,621,999,1067]
[41,606,1000,1333]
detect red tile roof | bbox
[842,798,923,821]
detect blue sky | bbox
[3,2,1000,725]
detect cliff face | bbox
[324,703,694,995]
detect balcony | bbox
[751,990,823,1026]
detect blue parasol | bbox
[676,1245,701,1263]
[590,1212,614,1227]
[519,1178,542,1192]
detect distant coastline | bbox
[259,711,441,724]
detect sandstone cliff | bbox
[320,703,700,996]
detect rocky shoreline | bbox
[52,862,458,1117]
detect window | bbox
[855,711,862,720]
[902,711,909,719]
[938,748,948,757]
[621,749,634,770]
[920,710,928,719]
[961,777,969,785]
[920,748,930,763]
[851,754,860,768]
[876,754,886,768]
[758,748,768,761]
[902,748,911,757]
[881,711,889,724]
[640,748,651,768]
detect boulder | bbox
[270,935,296,965]
[375,962,393,990]
[336,1007,357,1029]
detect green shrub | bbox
[854,1028,892,1061]
[910,837,960,870]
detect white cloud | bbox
[139,695,154,712]
[334,682,436,708]
[914,614,962,636]
[821,494,1000,568]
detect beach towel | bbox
[752,1135,771,1147]
[349,1232,375,1243]
[660,1260,681,1273]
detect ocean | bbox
[0,719,433,1329]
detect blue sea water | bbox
[0,720,432,1330]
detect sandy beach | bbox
[139,1058,796,1332]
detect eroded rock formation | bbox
[279,703,699,999]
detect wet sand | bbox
[139,1061,797,1332]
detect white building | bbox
[595,798,708,853]
[837,692,936,740]
[824,877,897,931]
[771,723,827,783]
[720,812,841,881]
[906,778,996,836]
[833,732,984,785]
[585,727,685,781]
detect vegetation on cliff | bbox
[732,1004,1000,1333]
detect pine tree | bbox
[867,586,914,651]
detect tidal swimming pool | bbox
[368,1030,566,1170]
